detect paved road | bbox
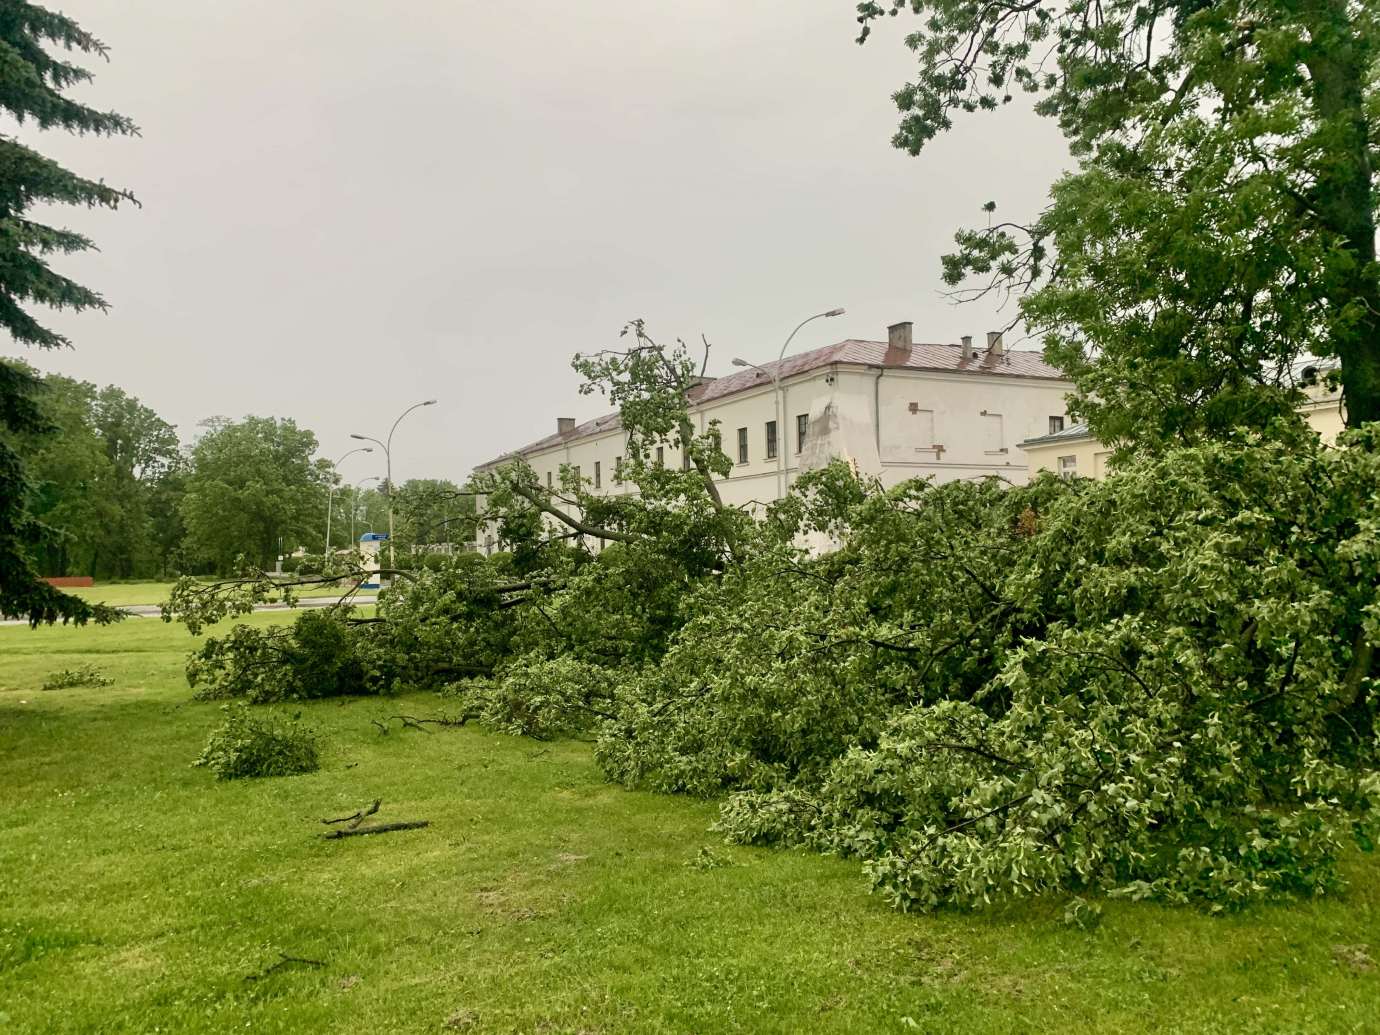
[1,594,378,626]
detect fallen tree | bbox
[168,330,1380,912]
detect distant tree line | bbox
[9,363,472,580]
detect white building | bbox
[472,322,1073,552]
[1019,365,1348,480]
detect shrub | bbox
[186,607,376,702]
[41,664,113,690]
[193,703,320,780]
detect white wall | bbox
[475,360,1074,551]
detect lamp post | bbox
[732,308,844,499]
[351,398,437,572]
[350,475,380,550]
[325,447,373,564]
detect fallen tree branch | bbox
[246,952,327,981]
[321,820,429,840]
[322,798,381,828]
[382,713,480,733]
[506,478,639,545]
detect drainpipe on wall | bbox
[873,367,886,461]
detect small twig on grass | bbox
[321,820,429,840]
[322,798,381,828]
[246,952,326,981]
[370,719,389,735]
[526,748,551,761]
[380,713,480,734]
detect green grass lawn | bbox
[2,616,1377,1034]
[65,580,368,607]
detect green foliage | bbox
[455,656,612,740]
[0,3,136,625]
[186,607,376,703]
[859,0,1380,438]
[40,663,111,690]
[192,703,319,780]
[168,328,1380,913]
[180,416,330,573]
[13,366,184,580]
[701,440,1380,910]
[389,479,475,553]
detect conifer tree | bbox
[0,1,136,624]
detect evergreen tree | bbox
[0,1,136,623]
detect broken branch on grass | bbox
[245,952,326,981]
[321,820,429,840]
[322,798,381,828]
[379,713,480,734]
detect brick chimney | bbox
[557,417,576,435]
[885,321,914,365]
[986,330,1005,358]
[960,335,975,362]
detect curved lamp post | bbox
[732,308,844,499]
[351,398,437,570]
[325,446,373,564]
[349,475,381,548]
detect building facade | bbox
[1020,377,1348,479]
[472,322,1074,552]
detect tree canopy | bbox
[166,330,1380,914]
[857,0,1378,447]
[180,416,330,573]
[0,1,136,623]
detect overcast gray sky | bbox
[6,0,1068,483]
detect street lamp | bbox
[325,446,373,564]
[350,475,381,548]
[732,308,844,499]
[351,398,438,571]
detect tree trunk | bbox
[1303,0,1379,429]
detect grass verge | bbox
[1,615,1377,1033]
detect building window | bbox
[796,413,808,454]
[913,408,935,449]
[982,412,1005,453]
[614,456,623,484]
[484,534,494,553]
[594,461,601,488]
[573,465,581,484]
[1049,415,1065,435]
[546,470,553,488]
[1058,454,1077,478]
[737,427,749,464]
[765,419,778,459]
[655,445,664,467]
[681,446,690,471]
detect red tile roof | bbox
[476,340,1066,469]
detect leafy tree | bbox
[856,0,1378,446]
[144,456,189,578]
[389,478,474,556]
[88,385,180,577]
[180,416,330,572]
[0,2,136,623]
[13,370,182,579]
[19,370,115,576]
[349,486,389,543]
